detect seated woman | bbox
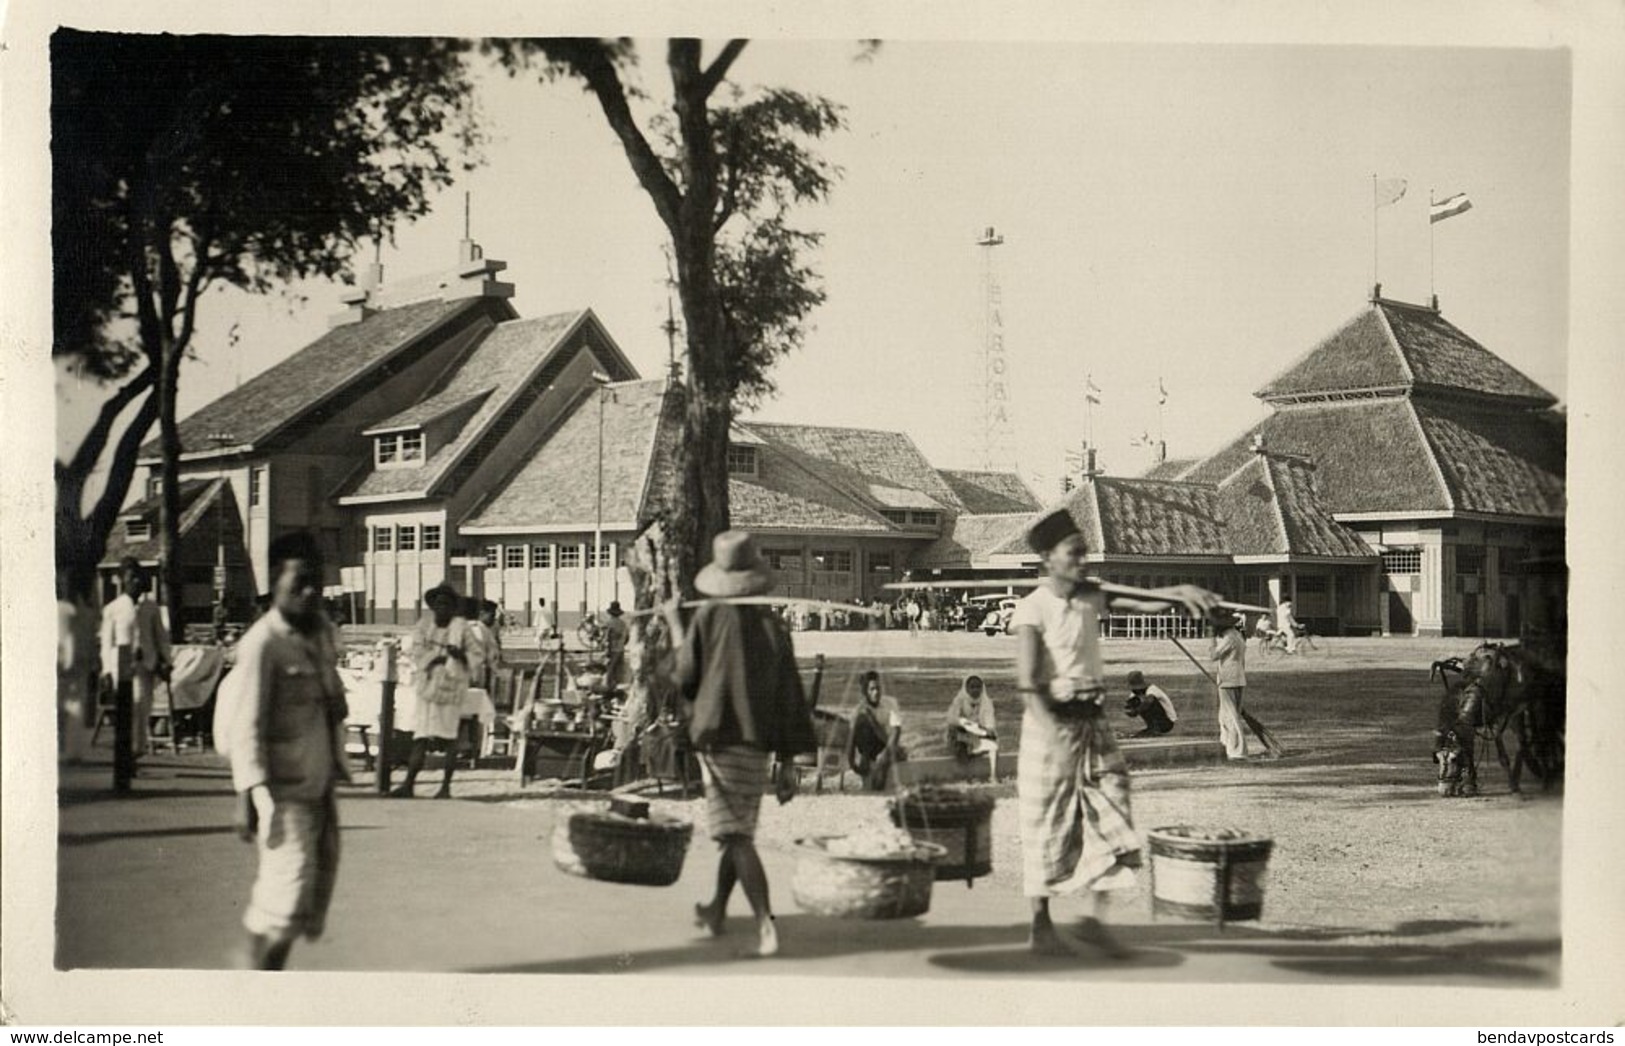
[945,674,999,783]
[846,669,905,791]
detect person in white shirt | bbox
[391,583,485,799]
[1275,598,1300,653]
[945,674,999,783]
[535,597,559,648]
[1012,508,1218,959]
[1212,614,1250,759]
[99,557,170,759]
[1122,670,1178,737]
[217,531,349,970]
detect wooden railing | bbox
[1103,614,1209,640]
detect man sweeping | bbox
[1013,507,1219,958]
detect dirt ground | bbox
[500,633,1563,964]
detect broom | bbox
[1168,635,1286,758]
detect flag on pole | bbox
[1085,374,1101,404]
[1374,177,1407,208]
[1430,192,1472,223]
[1158,378,1168,405]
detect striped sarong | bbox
[1017,695,1140,897]
[697,744,772,841]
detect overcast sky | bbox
[56,40,1570,502]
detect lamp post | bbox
[591,372,612,618]
[207,430,235,638]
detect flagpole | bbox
[1428,187,1436,305]
[1372,173,1379,295]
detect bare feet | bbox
[1029,919,1089,958]
[749,915,779,958]
[433,786,452,799]
[1073,916,1133,959]
[387,784,413,799]
[694,901,726,938]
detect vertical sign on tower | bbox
[977,226,1015,473]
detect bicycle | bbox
[1255,624,1321,660]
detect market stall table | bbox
[339,667,495,769]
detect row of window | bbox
[879,510,940,527]
[375,431,425,468]
[484,543,614,570]
[763,549,855,574]
[373,524,442,553]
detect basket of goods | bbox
[1147,825,1275,928]
[888,785,996,886]
[551,797,693,887]
[790,828,947,919]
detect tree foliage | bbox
[488,37,845,580]
[53,31,480,612]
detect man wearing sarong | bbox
[392,583,484,799]
[219,531,349,970]
[667,531,817,958]
[1013,508,1218,958]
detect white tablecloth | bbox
[339,668,495,735]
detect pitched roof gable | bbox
[912,513,1036,568]
[1141,457,1200,481]
[1216,454,1373,558]
[100,478,223,565]
[742,423,963,513]
[1256,299,1557,407]
[1183,400,1453,515]
[147,297,488,458]
[1379,301,1557,405]
[1413,400,1565,519]
[342,311,595,500]
[462,378,669,530]
[938,470,1042,514]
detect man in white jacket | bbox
[100,557,170,762]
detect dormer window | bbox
[881,510,910,526]
[909,511,939,527]
[124,519,152,541]
[726,444,759,476]
[376,429,425,469]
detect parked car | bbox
[980,597,1020,636]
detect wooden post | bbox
[376,639,398,795]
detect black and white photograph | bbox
[3,0,1622,1029]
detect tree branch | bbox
[698,39,749,99]
[65,367,156,481]
[557,40,683,233]
[86,390,160,544]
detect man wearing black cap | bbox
[1012,506,1219,958]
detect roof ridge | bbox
[1374,300,1418,386]
[1404,397,1457,513]
[1260,456,1291,556]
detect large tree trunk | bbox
[157,348,185,644]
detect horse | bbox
[1429,642,1565,797]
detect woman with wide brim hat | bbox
[392,581,484,799]
[662,530,816,957]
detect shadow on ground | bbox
[465,916,1027,974]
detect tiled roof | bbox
[741,423,963,513]
[1414,400,1565,519]
[1041,477,1228,558]
[911,513,1036,569]
[1141,457,1200,481]
[937,470,1042,514]
[100,479,221,565]
[1380,301,1556,405]
[146,298,483,457]
[344,312,585,499]
[362,389,492,434]
[729,430,898,533]
[462,378,669,530]
[1257,299,1557,406]
[1216,454,1374,559]
[1182,400,1452,515]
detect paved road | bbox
[55,752,1559,993]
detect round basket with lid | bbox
[1147,825,1274,927]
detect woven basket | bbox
[551,807,694,887]
[790,835,946,919]
[889,786,995,884]
[1147,825,1274,926]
